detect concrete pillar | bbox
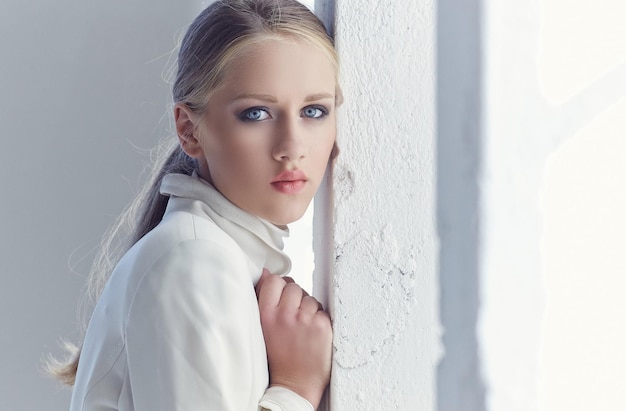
[315,0,440,409]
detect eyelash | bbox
[238,105,329,122]
[238,107,270,122]
[302,105,328,119]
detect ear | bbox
[329,141,340,162]
[174,103,204,159]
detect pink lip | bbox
[271,170,308,194]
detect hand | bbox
[255,269,332,410]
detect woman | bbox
[49,1,340,409]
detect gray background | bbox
[1,1,201,409]
[1,1,317,409]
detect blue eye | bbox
[239,107,270,121]
[302,105,328,119]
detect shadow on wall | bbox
[436,0,486,410]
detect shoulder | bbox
[129,210,250,282]
[124,210,245,272]
[108,210,253,313]
[151,209,237,249]
[120,228,256,330]
[130,237,251,303]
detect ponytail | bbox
[46,140,197,385]
[132,144,197,244]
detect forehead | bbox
[216,38,337,99]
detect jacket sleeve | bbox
[259,386,314,411]
[125,239,311,410]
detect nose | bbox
[272,117,306,162]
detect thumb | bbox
[255,268,271,298]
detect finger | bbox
[281,276,310,296]
[278,282,304,310]
[300,295,323,313]
[257,273,287,310]
[314,309,332,325]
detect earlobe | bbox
[174,103,204,159]
[329,141,339,161]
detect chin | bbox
[265,207,308,226]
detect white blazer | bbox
[70,173,313,411]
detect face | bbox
[178,38,337,225]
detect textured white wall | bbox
[326,0,439,409]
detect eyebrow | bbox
[304,92,335,102]
[233,92,335,103]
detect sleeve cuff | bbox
[259,386,315,411]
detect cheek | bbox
[203,122,262,161]
[314,125,337,158]
[211,141,269,182]
[310,134,335,173]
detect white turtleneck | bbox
[70,173,313,411]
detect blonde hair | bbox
[48,0,339,385]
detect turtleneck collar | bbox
[159,172,292,279]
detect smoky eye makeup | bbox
[301,105,329,119]
[238,106,271,122]
[236,103,331,122]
